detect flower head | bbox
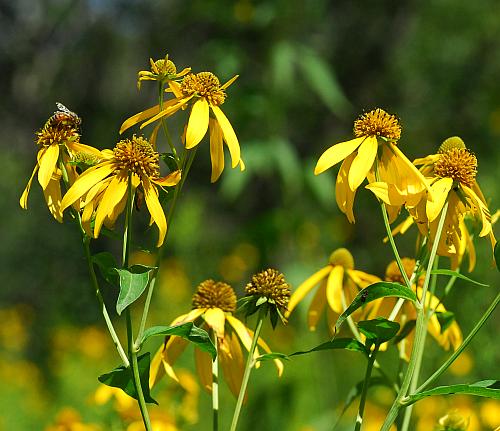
[137,53,191,89]
[150,280,283,398]
[20,104,101,222]
[60,135,180,246]
[315,108,430,223]
[437,410,470,431]
[287,248,380,332]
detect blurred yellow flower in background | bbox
[150,280,283,398]
[45,407,101,431]
[315,108,429,222]
[287,248,380,332]
[60,136,180,246]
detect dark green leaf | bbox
[115,265,156,315]
[357,318,400,345]
[92,252,118,286]
[256,352,290,362]
[98,353,157,404]
[430,269,489,287]
[140,322,216,360]
[159,153,178,171]
[335,282,417,332]
[494,242,500,272]
[393,320,416,344]
[404,380,500,406]
[435,311,455,332]
[290,338,368,357]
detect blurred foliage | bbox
[1,0,499,429]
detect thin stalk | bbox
[135,148,197,347]
[375,158,411,288]
[122,175,152,431]
[415,291,500,394]
[58,160,128,366]
[230,314,264,431]
[381,202,449,431]
[388,258,422,321]
[158,81,179,164]
[212,333,219,431]
[355,345,380,431]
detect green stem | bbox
[212,333,219,431]
[415,291,500,394]
[122,175,152,431]
[230,314,264,431]
[59,160,128,366]
[375,158,411,288]
[158,82,179,165]
[135,148,197,348]
[355,345,380,431]
[381,202,449,431]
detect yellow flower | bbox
[150,280,283,398]
[136,53,191,89]
[286,248,381,332]
[412,137,495,262]
[367,259,463,360]
[45,407,101,431]
[20,104,101,222]
[315,108,430,222]
[120,71,244,182]
[60,136,181,247]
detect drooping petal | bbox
[226,315,252,352]
[347,269,380,289]
[336,152,357,222]
[67,142,102,157]
[219,332,245,399]
[168,80,183,98]
[194,347,213,393]
[314,137,365,175]
[60,162,115,212]
[203,308,226,338]
[142,175,167,247]
[348,136,377,191]
[211,105,240,168]
[140,97,192,129]
[325,265,344,314]
[426,177,453,222]
[119,104,160,135]
[94,172,128,238]
[307,280,327,331]
[149,345,165,388]
[43,172,63,222]
[37,144,60,190]
[286,265,331,316]
[20,164,39,209]
[209,118,224,183]
[462,185,492,237]
[186,98,209,149]
[153,169,182,187]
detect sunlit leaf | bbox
[115,265,156,315]
[357,318,400,346]
[430,269,489,287]
[290,338,368,356]
[140,322,216,360]
[335,282,417,332]
[98,353,157,404]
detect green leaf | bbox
[115,265,156,315]
[430,269,489,287]
[335,282,417,332]
[357,318,400,346]
[435,311,455,332]
[140,322,216,360]
[404,380,500,406]
[159,153,178,171]
[290,338,368,357]
[494,242,500,272]
[256,352,290,362]
[92,252,118,286]
[98,353,157,404]
[393,319,416,344]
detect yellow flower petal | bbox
[256,335,284,377]
[209,118,224,183]
[60,162,115,212]
[43,173,63,222]
[426,177,453,222]
[37,144,60,190]
[347,269,380,288]
[149,345,165,388]
[325,265,344,314]
[119,104,160,134]
[140,97,192,129]
[336,152,357,222]
[221,75,239,90]
[153,169,182,187]
[226,315,252,352]
[142,175,167,247]
[462,185,492,237]
[194,347,212,393]
[203,308,226,338]
[210,105,240,168]
[307,281,327,331]
[219,333,244,399]
[94,172,128,238]
[287,265,331,316]
[186,98,209,149]
[314,137,365,175]
[348,136,377,191]
[20,165,39,209]
[67,142,102,157]
[168,80,183,98]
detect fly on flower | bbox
[59,136,181,247]
[315,108,431,223]
[150,280,283,398]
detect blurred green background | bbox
[1,0,499,429]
